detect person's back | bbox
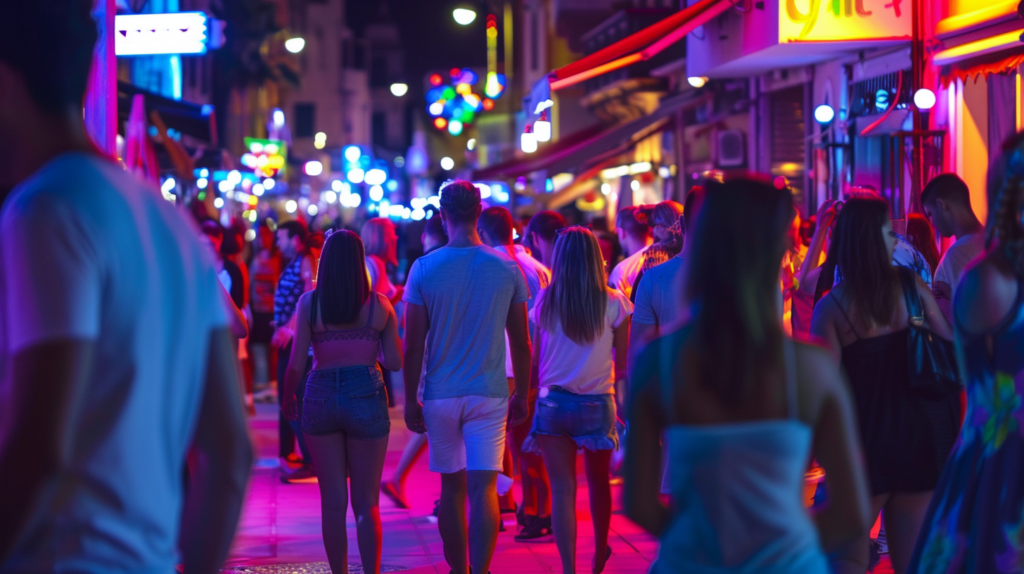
[1,155,232,572]
[407,243,526,398]
[625,178,869,574]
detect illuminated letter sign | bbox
[115,12,209,56]
[779,0,909,43]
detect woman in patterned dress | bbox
[909,135,1024,573]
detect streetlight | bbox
[285,37,306,54]
[453,8,477,25]
[390,83,409,97]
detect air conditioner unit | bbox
[715,130,745,168]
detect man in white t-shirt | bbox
[608,206,653,298]
[478,206,553,541]
[922,174,986,323]
[403,181,532,574]
[0,4,252,571]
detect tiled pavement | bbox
[224,403,659,574]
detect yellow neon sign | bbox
[933,29,1024,66]
[780,0,910,43]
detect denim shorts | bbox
[302,365,390,440]
[523,386,618,454]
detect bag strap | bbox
[898,267,925,326]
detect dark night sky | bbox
[347,0,488,88]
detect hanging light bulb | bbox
[534,111,551,142]
[521,125,537,153]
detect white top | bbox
[505,248,550,377]
[0,153,228,573]
[532,288,633,395]
[404,245,529,400]
[934,232,985,299]
[608,244,650,298]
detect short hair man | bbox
[422,213,449,254]
[922,173,985,322]
[478,206,552,540]
[272,219,317,481]
[609,206,654,297]
[523,210,566,267]
[0,3,251,572]
[403,181,532,574]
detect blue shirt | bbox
[273,254,306,327]
[404,245,530,400]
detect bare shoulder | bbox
[793,340,840,378]
[956,250,1019,333]
[792,339,845,418]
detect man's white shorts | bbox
[423,395,508,474]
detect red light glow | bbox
[450,68,461,78]
[482,98,495,111]
[434,117,448,129]
[429,74,443,86]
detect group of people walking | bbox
[4,5,1024,574]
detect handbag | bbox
[898,268,961,398]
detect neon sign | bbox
[780,0,910,42]
[115,12,209,56]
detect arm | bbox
[805,347,870,553]
[221,285,249,339]
[931,280,953,328]
[403,302,429,434]
[281,294,313,420]
[181,327,254,574]
[809,297,842,361]
[378,295,403,371]
[917,276,953,340]
[0,340,95,562]
[506,301,532,426]
[623,345,670,535]
[614,316,631,386]
[797,201,837,287]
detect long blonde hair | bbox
[541,227,608,345]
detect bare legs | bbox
[537,435,612,574]
[383,432,428,507]
[510,395,550,520]
[304,432,389,574]
[439,470,501,574]
[832,491,933,574]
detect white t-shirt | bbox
[608,244,650,298]
[532,288,633,395]
[0,153,228,573]
[934,232,986,299]
[505,248,550,377]
[404,245,530,400]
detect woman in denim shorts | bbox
[282,230,403,574]
[523,227,632,574]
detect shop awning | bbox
[474,92,708,180]
[549,0,735,91]
[117,81,218,144]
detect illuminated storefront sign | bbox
[115,12,209,56]
[780,0,911,43]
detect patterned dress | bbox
[909,281,1024,573]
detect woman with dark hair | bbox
[905,213,940,275]
[811,196,959,574]
[626,177,870,573]
[908,135,1024,572]
[525,226,631,574]
[281,230,403,574]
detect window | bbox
[295,103,316,138]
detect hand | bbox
[405,401,427,434]
[509,394,529,427]
[282,393,299,421]
[271,326,294,349]
[932,280,952,301]
[817,199,839,228]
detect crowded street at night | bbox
[1,1,1024,573]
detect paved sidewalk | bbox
[223,404,659,574]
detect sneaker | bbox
[514,515,553,543]
[381,481,410,509]
[280,465,316,484]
